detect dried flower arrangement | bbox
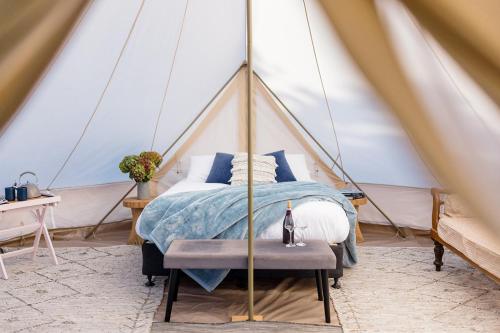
[119,151,163,183]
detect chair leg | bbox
[165,269,178,322]
[315,270,323,301]
[321,269,331,323]
[433,241,444,271]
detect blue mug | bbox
[5,187,16,201]
[17,187,28,201]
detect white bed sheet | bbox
[138,180,349,244]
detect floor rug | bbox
[1,245,498,332]
[0,246,165,332]
[332,246,499,333]
[153,276,340,325]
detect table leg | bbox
[321,269,331,323]
[42,222,58,265]
[128,208,143,245]
[165,269,178,322]
[315,270,323,301]
[34,207,58,265]
[32,207,46,261]
[0,255,7,279]
[354,204,364,243]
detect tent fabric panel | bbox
[0,0,145,190]
[52,0,193,188]
[56,0,243,187]
[358,184,431,230]
[0,0,90,134]
[400,0,500,109]
[319,0,500,233]
[253,0,436,188]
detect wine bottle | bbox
[282,200,295,244]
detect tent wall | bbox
[0,0,245,190]
[6,0,495,233]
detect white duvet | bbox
[137,180,350,244]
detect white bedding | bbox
[138,179,349,244]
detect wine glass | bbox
[295,225,307,247]
[284,218,295,248]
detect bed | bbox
[137,179,350,245]
[136,152,355,289]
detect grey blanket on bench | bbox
[138,181,357,292]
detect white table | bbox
[0,196,60,279]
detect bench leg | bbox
[173,270,180,302]
[321,269,331,323]
[315,270,323,301]
[165,269,178,322]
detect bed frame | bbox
[141,241,344,288]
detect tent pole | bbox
[246,0,255,322]
[84,65,244,240]
[254,72,406,238]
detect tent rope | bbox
[302,0,346,181]
[46,0,146,190]
[406,12,500,144]
[150,0,190,150]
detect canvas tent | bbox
[1,0,499,236]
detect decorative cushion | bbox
[206,152,234,184]
[444,194,474,218]
[186,155,215,182]
[230,153,277,186]
[265,150,296,182]
[285,154,312,181]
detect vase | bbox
[137,182,150,200]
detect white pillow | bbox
[186,155,215,182]
[230,153,277,186]
[285,154,312,181]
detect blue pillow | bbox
[265,150,296,182]
[206,152,234,184]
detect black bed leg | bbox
[434,240,444,271]
[315,270,323,301]
[164,269,178,322]
[145,274,155,287]
[332,277,341,289]
[321,269,331,323]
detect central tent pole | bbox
[246,0,255,322]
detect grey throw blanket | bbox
[138,181,357,291]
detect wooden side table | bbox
[123,197,152,245]
[350,197,368,243]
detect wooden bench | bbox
[163,239,336,323]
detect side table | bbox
[349,197,368,243]
[0,196,61,279]
[123,197,152,245]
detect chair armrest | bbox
[431,188,447,232]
